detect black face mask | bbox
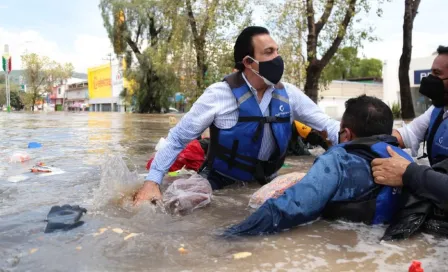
[249,56,284,85]
[419,74,448,107]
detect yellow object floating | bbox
[178,247,188,254]
[124,233,139,241]
[29,248,39,254]
[233,252,252,259]
[76,246,82,251]
[112,228,124,234]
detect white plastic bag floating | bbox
[249,172,306,209]
[155,137,167,151]
[163,174,212,215]
[9,151,31,163]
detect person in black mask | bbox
[133,26,340,205]
[390,45,448,163]
[371,45,448,239]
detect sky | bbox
[0,0,446,73]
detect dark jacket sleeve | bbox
[403,162,448,208]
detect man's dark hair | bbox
[342,95,393,137]
[437,45,448,55]
[234,26,270,71]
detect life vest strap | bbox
[238,116,290,143]
[426,108,444,164]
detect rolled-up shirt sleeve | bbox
[285,83,340,145]
[396,106,433,157]
[145,85,219,184]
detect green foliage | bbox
[21,53,73,111]
[0,83,25,110]
[100,0,251,110]
[268,0,387,100]
[322,47,382,81]
[391,102,401,119]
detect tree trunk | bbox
[303,0,357,103]
[195,42,206,100]
[304,61,322,102]
[398,0,421,119]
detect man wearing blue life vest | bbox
[133,26,340,205]
[224,95,414,236]
[370,46,448,239]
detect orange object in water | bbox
[409,260,424,272]
[30,166,52,173]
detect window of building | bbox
[58,88,61,95]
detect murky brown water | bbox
[0,112,447,272]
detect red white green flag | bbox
[2,55,11,73]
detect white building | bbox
[382,54,434,116]
[318,80,383,119]
[65,81,89,111]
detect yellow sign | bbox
[88,64,112,99]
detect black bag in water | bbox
[381,193,432,241]
[382,158,448,241]
[44,205,87,233]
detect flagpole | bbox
[6,72,10,112]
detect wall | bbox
[317,81,383,119]
[382,55,435,116]
[66,88,88,100]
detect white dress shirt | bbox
[146,74,340,184]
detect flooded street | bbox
[1,112,447,272]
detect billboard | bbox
[88,64,112,99]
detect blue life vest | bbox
[426,107,448,165]
[322,135,414,224]
[206,72,292,184]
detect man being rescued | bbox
[225,95,414,236]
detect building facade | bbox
[65,81,89,111]
[317,80,383,119]
[382,55,434,116]
[87,61,125,112]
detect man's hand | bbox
[133,181,162,206]
[371,146,412,187]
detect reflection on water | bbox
[0,112,446,272]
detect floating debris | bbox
[76,246,82,251]
[233,252,252,259]
[124,233,138,241]
[178,247,188,254]
[29,248,39,254]
[112,228,124,234]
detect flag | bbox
[2,55,11,73]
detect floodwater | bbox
[0,112,447,272]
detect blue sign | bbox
[414,69,432,85]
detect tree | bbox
[0,83,25,110]
[356,58,382,78]
[184,0,247,98]
[100,0,183,112]
[322,47,382,81]
[100,0,251,110]
[399,0,421,119]
[21,53,73,111]
[272,0,385,102]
